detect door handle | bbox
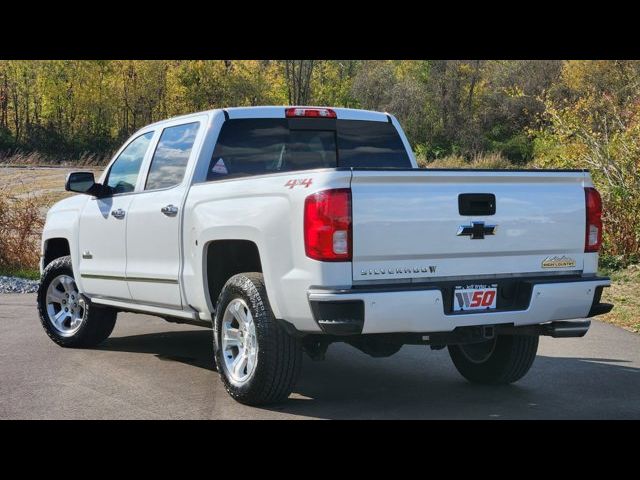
[161,204,179,217]
[111,209,126,219]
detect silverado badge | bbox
[360,265,437,276]
[541,255,576,269]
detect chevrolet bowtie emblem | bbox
[457,221,497,239]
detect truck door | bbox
[125,121,201,308]
[78,131,155,300]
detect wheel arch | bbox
[40,195,86,281]
[42,237,71,270]
[204,239,270,314]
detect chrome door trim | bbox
[89,295,200,321]
[81,273,179,284]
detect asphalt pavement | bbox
[1,293,639,419]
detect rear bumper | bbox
[307,276,611,335]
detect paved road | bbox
[1,293,639,419]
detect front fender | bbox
[41,195,87,288]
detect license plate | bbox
[453,284,498,312]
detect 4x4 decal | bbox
[284,178,313,189]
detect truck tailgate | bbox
[350,169,589,282]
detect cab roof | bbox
[145,105,390,129]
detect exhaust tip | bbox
[543,320,591,338]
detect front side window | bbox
[106,132,154,194]
[145,122,200,190]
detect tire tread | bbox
[448,334,538,385]
[37,256,116,348]
[214,272,301,405]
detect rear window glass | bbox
[207,118,410,181]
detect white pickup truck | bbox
[37,106,613,405]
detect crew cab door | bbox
[78,131,155,299]
[125,121,202,308]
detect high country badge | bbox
[541,255,576,269]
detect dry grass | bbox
[0,165,103,271]
[0,151,111,166]
[417,152,517,169]
[599,265,640,334]
[0,188,44,270]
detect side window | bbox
[145,122,200,190]
[106,132,154,194]
[336,120,411,168]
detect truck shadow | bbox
[98,330,217,371]
[98,330,640,419]
[278,347,640,419]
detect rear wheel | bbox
[37,256,117,348]
[213,272,302,405]
[448,334,539,384]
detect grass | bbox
[416,152,518,169]
[0,151,111,166]
[598,264,640,334]
[0,266,40,280]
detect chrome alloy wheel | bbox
[45,274,85,337]
[221,298,258,383]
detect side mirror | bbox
[65,171,109,197]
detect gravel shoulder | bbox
[0,276,39,294]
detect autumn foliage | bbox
[0,60,639,263]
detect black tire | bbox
[37,255,117,348]
[448,334,539,385]
[213,272,302,405]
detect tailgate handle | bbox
[458,193,496,216]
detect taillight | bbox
[585,187,603,252]
[285,107,337,118]
[304,189,352,261]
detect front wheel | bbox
[213,272,302,405]
[448,334,539,385]
[37,255,117,348]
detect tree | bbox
[350,60,395,111]
[283,60,315,105]
[312,60,359,107]
[534,60,640,257]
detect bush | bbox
[0,189,44,270]
[534,94,640,259]
[488,132,534,164]
[23,124,73,158]
[0,126,15,151]
[422,152,517,169]
[600,254,640,272]
[413,143,430,168]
